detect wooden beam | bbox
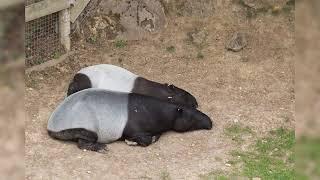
[25,0,70,22]
[70,0,90,23]
[0,0,23,10]
[59,9,71,52]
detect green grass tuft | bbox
[197,52,204,59]
[224,124,253,143]
[160,171,171,180]
[296,137,320,179]
[88,36,97,44]
[166,46,175,53]
[114,39,127,48]
[199,171,228,180]
[256,128,295,155]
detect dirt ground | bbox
[296,0,320,137]
[25,0,294,179]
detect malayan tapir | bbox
[47,89,213,153]
[67,64,198,108]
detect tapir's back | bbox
[78,64,138,92]
[47,89,129,143]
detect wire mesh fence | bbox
[25,11,65,67]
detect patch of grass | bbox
[197,51,204,59]
[160,171,171,180]
[296,137,320,179]
[166,45,175,53]
[256,128,295,155]
[199,171,228,180]
[236,0,294,18]
[114,39,127,48]
[53,51,61,59]
[88,36,97,44]
[138,175,152,180]
[230,128,295,179]
[224,124,253,143]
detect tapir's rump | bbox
[47,89,128,143]
[78,64,138,92]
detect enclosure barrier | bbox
[25,0,90,66]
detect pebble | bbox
[83,149,87,152]
[225,163,231,167]
[87,171,91,174]
[226,32,248,52]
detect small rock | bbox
[242,0,265,9]
[241,56,249,62]
[83,149,87,152]
[234,119,239,123]
[87,170,91,174]
[226,32,248,52]
[225,163,232,167]
[252,177,261,180]
[189,30,208,46]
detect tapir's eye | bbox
[168,84,175,90]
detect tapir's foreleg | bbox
[75,129,108,153]
[126,133,154,147]
[77,139,108,154]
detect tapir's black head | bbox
[163,84,198,108]
[173,107,213,132]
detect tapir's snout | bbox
[193,110,213,130]
[200,115,213,130]
[204,119,213,130]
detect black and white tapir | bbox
[47,89,213,153]
[67,64,198,108]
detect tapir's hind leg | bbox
[48,128,108,153]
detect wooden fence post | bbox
[59,9,71,52]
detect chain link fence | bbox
[25,1,65,67]
[25,12,65,67]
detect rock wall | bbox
[100,0,167,40]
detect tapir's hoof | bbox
[97,146,108,154]
[125,139,138,146]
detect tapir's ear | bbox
[167,84,175,91]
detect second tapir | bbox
[67,64,198,108]
[48,89,213,153]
